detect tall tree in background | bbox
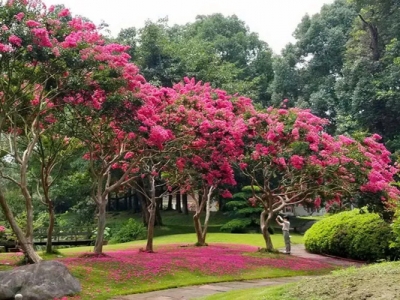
[116,14,274,105]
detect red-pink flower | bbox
[290,155,305,170]
[14,12,24,21]
[124,152,134,160]
[9,35,22,47]
[221,190,233,198]
[26,20,41,27]
[58,8,70,18]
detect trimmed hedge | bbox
[304,209,395,262]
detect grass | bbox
[198,284,297,300]
[0,233,326,300]
[200,261,400,300]
[0,211,329,300]
[59,242,333,299]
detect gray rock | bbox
[0,261,81,300]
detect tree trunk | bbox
[260,209,274,251]
[359,14,380,61]
[94,202,107,254]
[138,192,150,225]
[0,188,42,263]
[167,194,173,210]
[192,186,214,246]
[176,192,182,213]
[155,200,163,226]
[46,202,55,254]
[193,213,206,246]
[145,175,156,252]
[182,194,189,215]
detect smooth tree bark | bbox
[0,188,42,263]
[0,125,43,263]
[145,174,157,252]
[192,185,215,246]
[92,161,138,254]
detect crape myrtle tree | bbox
[0,0,159,259]
[128,85,177,253]
[0,0,101,263]
[163,78,252,246]
[241,106,399,251]
[61,60,163,255]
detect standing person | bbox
[276,215,291,254]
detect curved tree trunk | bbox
[0,188,42,263]
[260,209,274,251]
[94,202,107,254]
[193,186,214,246]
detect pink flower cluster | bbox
[59,244,333,286]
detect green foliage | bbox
[92,227,112,240]
[304,209,396,261]
[109,218,146,244]
[221,186,262,233]
[390,205,400,253]
[116,14,274,105]
[220,219,252,233]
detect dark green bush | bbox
[221,186,262,233]
[220,218,252,233]
[109,218,146,244]
[304,209,395,262]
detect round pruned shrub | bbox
[304,209,395,262]
[109,218,146,244]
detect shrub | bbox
[110,218,146,244]
[304,209,395,262]
[220,219,252,233]
[220,186,262,233]
[390,206,400,258]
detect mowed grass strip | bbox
[200,261,400,300]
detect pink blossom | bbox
[124,152,134,160]
[314,197,321,208]
[52,47,60,57]
[176,158,186,172]
[14,12,24,21]
[239,162,248,170]
[58,8,70,18]
[221,190,232,198]
[290,155,305,170]
[31,28,52,47]
[26,20,41,27]
[0,43,12,52]
[9,35,22,47]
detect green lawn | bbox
[0,211,328,300]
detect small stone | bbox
[14,294,23,300]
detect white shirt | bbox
[282,220,290,231]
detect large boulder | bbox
[0,261,81,300]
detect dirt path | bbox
[111,244,363,300]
